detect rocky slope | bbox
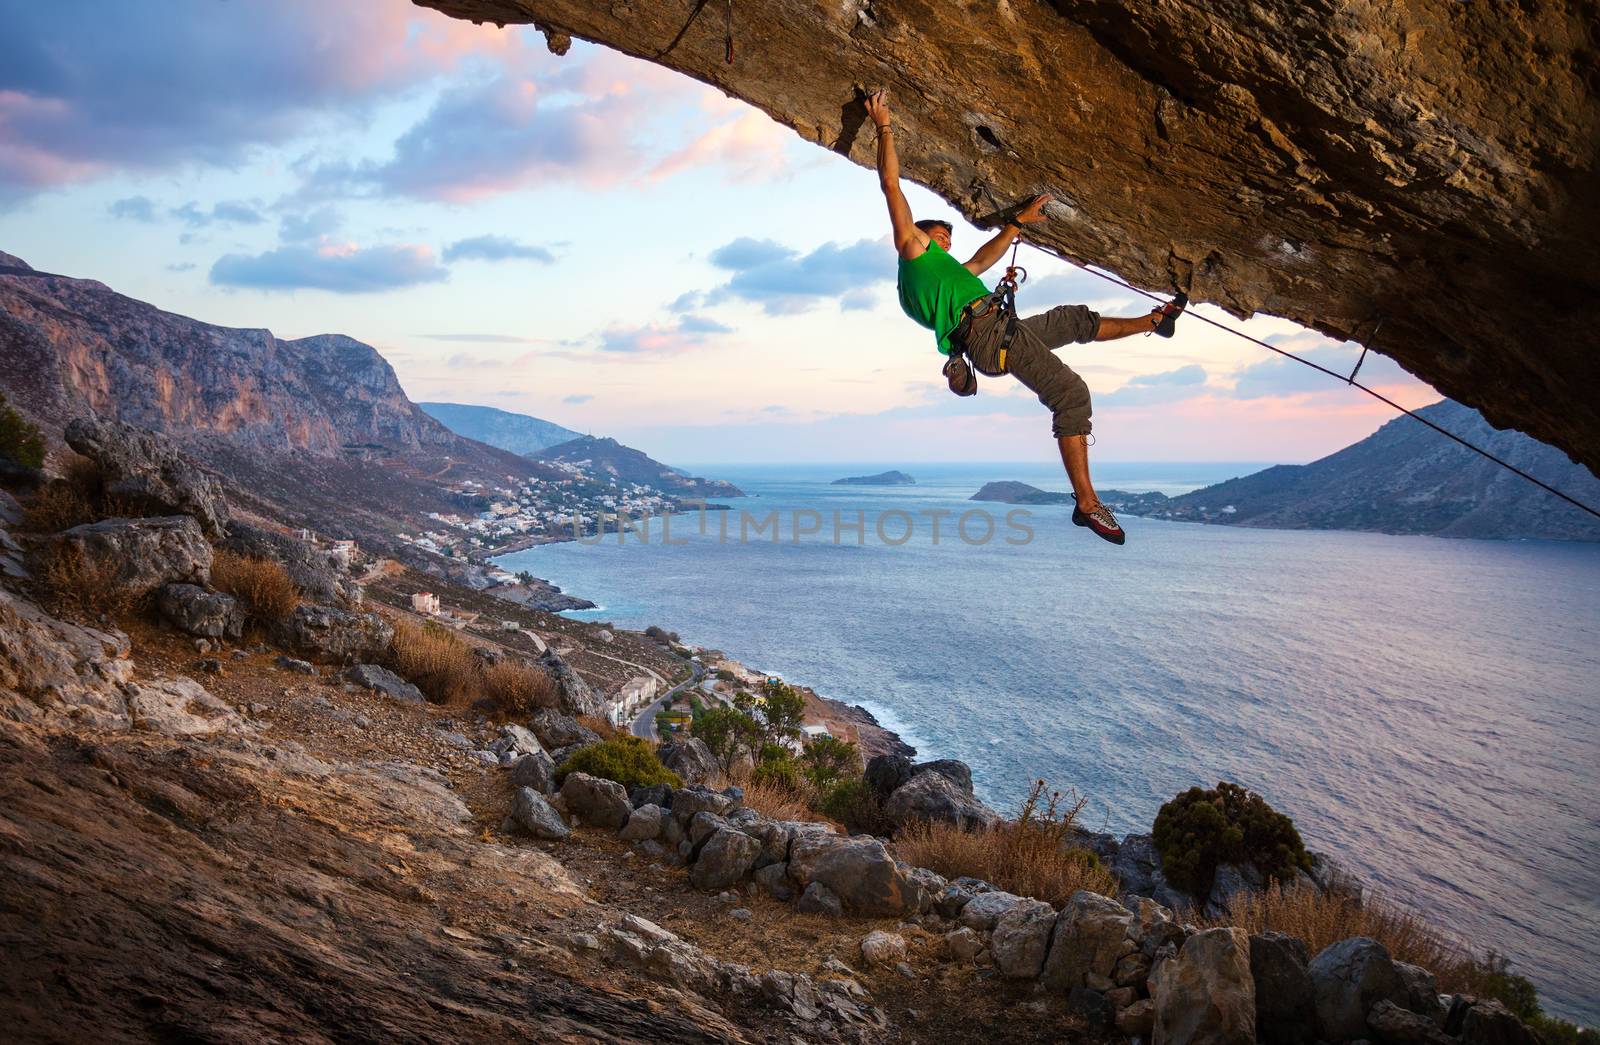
[533,435,744,498]
[833,471,916,486]
[1102,400,1600,540]
[420,0,1600,475]
[0,253,562,547]
[970,481,1073,505]
[420,401,585,456]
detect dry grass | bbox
[388,619,484,706]
[577,714,621,740]
[33,543,140,618]
[737,774,832,824]
[20,482,95,534]
[210,550,300,624]
[481,659,558,721]
[1199,882,1483,993]
[892,781,1119,907]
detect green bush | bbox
[751,746,802,789]
[554,736,682,790]
[818,778,894,836]
[0,393,45,469]
[1152,781,1312,898]
[800,734,859,789]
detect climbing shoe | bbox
[1150,291,1187,338]
[1073,497,1126,546]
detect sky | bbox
[0,1,1440,466]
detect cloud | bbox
[418,333,543,343]
[279,207,343,242]
[1230,335,1416,398]
[170,199,265,227]
[676,314,734,335]
[840,288,877,312]
[1098,364,1209,407]
[165,262,197,273]
[706,236,891,314]
[650,108,791,183]
[209,240,448,293]
[0,2,528,201]
[109,195,156,221]
[668,291,702,313]
[563,393,593,404]
[442,234,555,264]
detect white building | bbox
[607,676,659,727]
[329,540,357,568]
[411,591,441,615]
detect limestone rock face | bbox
[882,769,1000,831]
[125,676,242,737]
[787,834,910,916]
[0,586,133,729]
[156,583,244,641]
[274,604,394,664]
[656,737,719,785]
[990,898,1057,979]
[560,772,631,829]
[344,664,425,704]
[419,0,1600,474]
[65,416,231,537]
[1041,889,1134,990]
[1307,936,1409,1042]
[537,648,603,718]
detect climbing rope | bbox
[1006,239,1600,521]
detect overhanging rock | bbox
[417,0,1600,474]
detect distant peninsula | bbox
[832,470,915,486]
[970,481,1073,505]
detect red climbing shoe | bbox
[1151,291,1187,338]
[1072,497,1126,545]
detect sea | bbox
[495,461,1600,1023]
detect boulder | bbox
[1151,927,1255,1045]
[511,786,570,840]
[883,770,1000,830]
[344,663,424,704]
[560,772,631,829]
[1118,999,1158,1038]
[630,782,674,809]
[274,604,393,664]
[656,737,719,785]
[0,586,133,730]
[1393,962,1444,1023]
[1306,851,1364,900]
[687,811,733,848]
[274,654,316,675]
[863,754,913,800]
[537,648,604,717]
[990,898,1058,979]
[690,827,762,890]
[945,927,984,961]
[1069,987,1116,1027]
[1041,890,1134,990]
[860,931,907,967]
[1368,1000,1455,1045]
[529,707,601,750]
[787,834,911,916]
[52,516,211,592]
[671,784,739,824]
[508,751,556,794]
[64,416,229,538]
[1307,937,1409,1042]
[1114,832,1192,912]
[1459,999,1540,1045]
[957,889,1023,931]
[620,803,665,841]
[903,866,948,914]
[935,877,995,919]
[155,583,244,640]
[912,758,974,792]
[753,861,794,901]
[220,521,353,606]
[1206,862,1264,918]
[1250,931,1317,1045]
[488,723,545,759]
[794,881,843,916]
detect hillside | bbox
[533,436,743,499]
[833,471,915,486]
[970,481,1073,506]
[1102,401,1600,541]
[0,253,562,547]
[419,402,584,456]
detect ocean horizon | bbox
[497,460,1600,1024]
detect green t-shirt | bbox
[897,240,990,355]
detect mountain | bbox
[1101,400,1600,541]
[419,402,583,456]
[0,252,562,544]
[970,481,1073,505]
[833,470,915,486]
[531,436,742,498]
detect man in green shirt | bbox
[867,91,1185,546]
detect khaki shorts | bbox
[954,302,1100,437]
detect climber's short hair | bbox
[914,219,953,236]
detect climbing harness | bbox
[947,237,1026,390]
[1000,239,1600,521]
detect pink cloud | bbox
[651,109,793,183]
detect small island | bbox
[832,470,916,486]
[970,480,1073,505]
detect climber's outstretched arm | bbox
[865,91,926,260]
[964,194,1052,275]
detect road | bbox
[631,661,703,740]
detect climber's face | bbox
[928,225,952,252]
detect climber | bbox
[866,90,1185,546]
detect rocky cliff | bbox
[418,0,1600,474]
[0,255,558,542]
[533,435,744,498]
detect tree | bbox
[800,735,860,789]
[0,393,44,469]
[693,705,762,773]
[734,679,805,750]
